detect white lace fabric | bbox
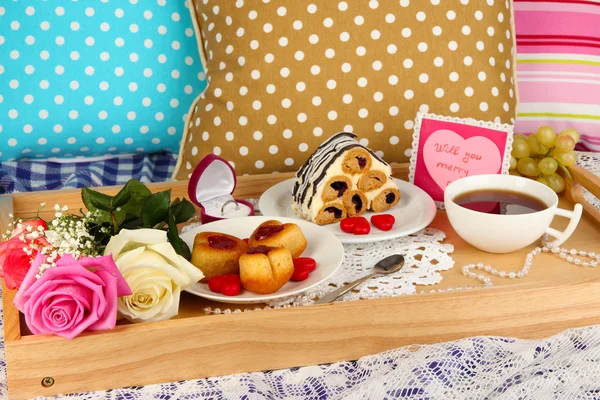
[577,153,600,210]
[1,153,599,400]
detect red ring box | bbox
[187,155,255,224]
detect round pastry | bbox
[322,175,352,203]
[342,190,368,217]
[358,170,387,192]
[315,201,347,225]
[248,220,307,258]
[239,246,294,294]
[370,188,401,212]
[191,232,248,282]
[342,147,372,174]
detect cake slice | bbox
[291,132,401,225]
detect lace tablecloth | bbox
[1,153,599,400]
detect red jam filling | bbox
[357,157,367,169]
[254,224,284,241]
[352,194,363,212]
[207,235,238,249]
[331,181,348,197]
[325,206,343,219]
[247,245,274,255]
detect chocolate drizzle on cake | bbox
[292,132,388,209]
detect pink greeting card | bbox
[408,112,514,207]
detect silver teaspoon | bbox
[313,254,405,305]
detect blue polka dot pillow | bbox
[0,0,206,161]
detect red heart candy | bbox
[291,265,310,282]
[352,218,371,235]
[221,281,241,296]
[371,214,395,231]
[340,217,360,233]
[294,257,316,272]
[208,276,225,293]
[222,274,241,285]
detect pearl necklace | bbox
[422,234,600,295]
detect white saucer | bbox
[259,178,437,244]
[180,216,344,304]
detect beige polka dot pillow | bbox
[174,0,518,179]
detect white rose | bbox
[104,229,203,323]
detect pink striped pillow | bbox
[514,0,600,151]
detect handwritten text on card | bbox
[423,129,502,190]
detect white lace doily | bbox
[267,228,454,308]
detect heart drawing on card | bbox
[422,129,502,191]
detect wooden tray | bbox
[2,165,600,399]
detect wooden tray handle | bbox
[565,165,600,228]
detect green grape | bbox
[509,169,521,177]
[555,150,578,167]
[555,134,576,152]
[517,157,540,177]
[538,157,558,175]
[511,139,530,159]
[545,173,566,193]
[510,156,517,170]
[537,177,548,186]
[536,126,557,148]
[527,134,549,155]
[514,133,528,142]
[559,128,580,143]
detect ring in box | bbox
[187,154,255,224]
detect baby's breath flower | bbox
[36,204,100,278]
[40,202,46,207]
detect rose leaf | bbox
[141,190,171,228]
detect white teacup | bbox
[444,174,583,253]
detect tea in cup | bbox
[444,174,583,253]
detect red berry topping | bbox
[247,245,274,255]
[208,276,225,293]
[254,224,284,241]
[370,214,395,231]
[291,266,310,282]
[207,235,237,249]
[243,238,250,244]
[352,218,371,235]
[294,257,316,272]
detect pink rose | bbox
[0,219,49,289]
[14,254,131,339]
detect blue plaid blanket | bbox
[0,152,177,194]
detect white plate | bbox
[259,178,437,244]
[181,216,344,304]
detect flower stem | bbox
[110,210,119,234]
